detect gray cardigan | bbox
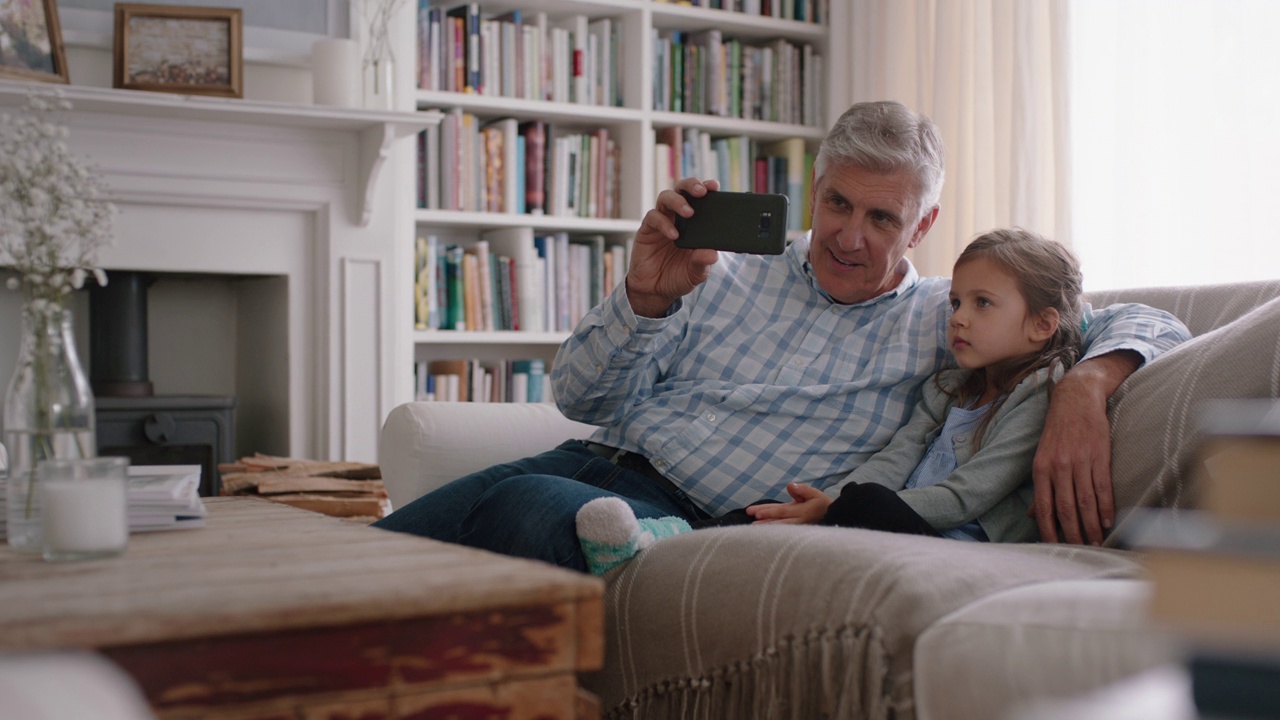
[825,367,1054,543]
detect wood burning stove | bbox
[90,271,235,497]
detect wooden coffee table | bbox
[0,497,604,720]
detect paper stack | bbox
[127,465,207,532]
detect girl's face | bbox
[947,257,1057,370]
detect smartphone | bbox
[674,191,789,255]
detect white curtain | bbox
[1070,0,1280,290]
[834,0,1072,277]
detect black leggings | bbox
[692,482,943,538]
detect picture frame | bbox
[113,3,243,98]
[0,0,70,84]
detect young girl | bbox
[576,229,1084,574]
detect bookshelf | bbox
[405,0,834,403]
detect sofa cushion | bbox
[1085,279,1280,338]
[1106,295,1280,544]
[913,579,1176,720]
[584,525,1142,720]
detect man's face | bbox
[806,163,937,304]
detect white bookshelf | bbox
[404,0,834,401]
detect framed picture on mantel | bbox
[0,0,70,84]
[113,3,243,98]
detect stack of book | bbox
[418,114,621,220]
[0,464,206,539]
[415,357,546,403]
[414,229,627,334]
[1124,398,1280,719]
[127,465,207,532]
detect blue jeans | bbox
[373,440,710,572]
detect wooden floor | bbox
[0,497,605,720]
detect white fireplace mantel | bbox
[0,82,439,463]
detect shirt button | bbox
[706,412,716,422]
[792,358,806,367]
[653,459,666,469]
[955,434,968,444]
[595,364,603,372]
[623,326,631,334]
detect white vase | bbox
[4,299,97,553]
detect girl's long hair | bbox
[946,228,1084,446]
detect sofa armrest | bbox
[378,402,597,510]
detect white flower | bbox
[0,92,114,307]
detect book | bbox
[479,125,503,212]
[485,118,520,214]
[413,235,430,328]
[534,234,556,331]
[763,138,806,231]
[518,120,548,214]
[571,234,607,309]
[461,248,481,331]
[482,226,543,333]
[1189,399,1280,523]
[688,29,724,116]
[422,122,441,210]
[1189,650,1280,719]
[126,465,207,532]
[440,108,464,210]
[444,243,465,330]
[512,358,546,403]
[427,359,470,401]
[1123,509,1280,651]
[657,126,683,182]
[446,3,481,93]
[587,17,615,107]
[461,111,478,211]
[552,15,589,104]
[492,10,523,97]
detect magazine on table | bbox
[127,465,208,532]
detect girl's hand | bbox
[746,483,834,524]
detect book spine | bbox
[519,121,547,214]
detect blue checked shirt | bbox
[551,236,1191,515]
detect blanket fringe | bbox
[603,625,895,720]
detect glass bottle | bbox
[4,299,96,553]
[359,0,398,111]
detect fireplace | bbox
[90,271,234,497]
[0,85,437,464]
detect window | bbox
[1070,0,1280,290]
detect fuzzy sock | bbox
[575,497,692,575]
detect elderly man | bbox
[375,101,1189,567]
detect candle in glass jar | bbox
[38,457,129,561]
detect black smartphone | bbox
[674,191,789,255]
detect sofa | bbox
[379,279,1280,719]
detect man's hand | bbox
[1030,351,1141,545]
[745,482,834,524]
[626,177,722,318]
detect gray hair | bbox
[814,101,945,216]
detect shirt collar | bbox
[790,232,921,307]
